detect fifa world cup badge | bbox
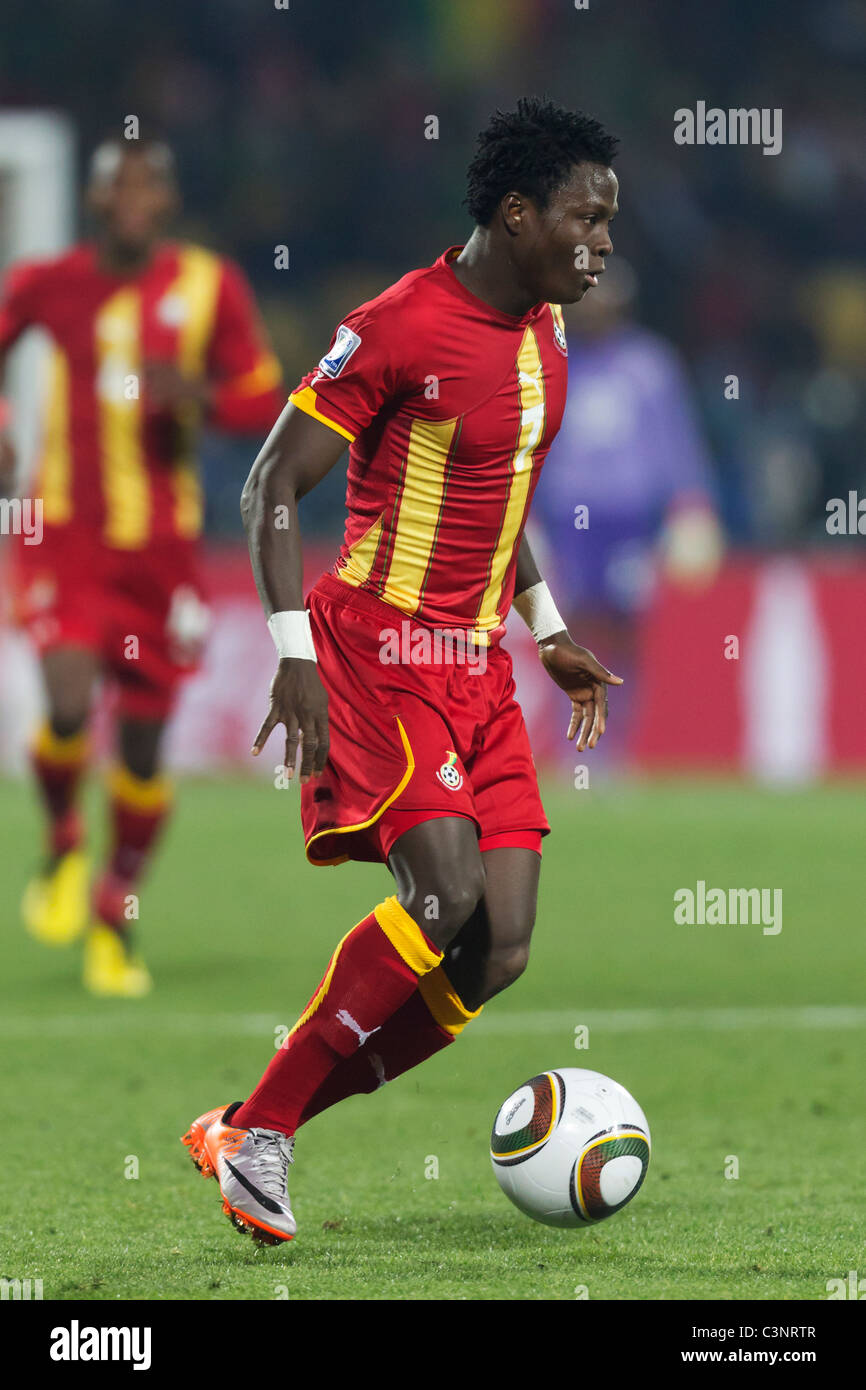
[436,751,463,791]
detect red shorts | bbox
[301,574,549,866]
[10,526,209,720]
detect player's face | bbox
[521,163,618,305]
[89,153,176,256]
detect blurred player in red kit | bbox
[0,138,283,995]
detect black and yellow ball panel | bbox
[490,1071,566,1167]
[568,1127,651,1223]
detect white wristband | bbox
[267,610,317,662]
[512,581,566,644]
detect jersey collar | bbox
[436,246,546,327]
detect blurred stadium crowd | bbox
[3,0,863,562]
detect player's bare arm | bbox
[241,402,346,781]
[513,532,622,752]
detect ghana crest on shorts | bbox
[290,247,568,642]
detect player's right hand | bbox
[252,659,330,784]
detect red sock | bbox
[94,765,173,933]
[31,722,89,857]
[233,897,443,1137]
[297,963,482,1126]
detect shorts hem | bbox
[304,715,416,866]
[477,828,546,854]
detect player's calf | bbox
[442,843,540,1009]
[474,940,532,1005]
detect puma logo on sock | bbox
[335,1009,381,1048]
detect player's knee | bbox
[413,868,486,949]
[443,873,486,932]
[119,719,165,781]
[49,705,90,740]
[44,651,97,734]
[122,747,161,781]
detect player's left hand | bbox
[537,634,623,751]
[144,361,213,412]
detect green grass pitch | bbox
[1,774,864,1301]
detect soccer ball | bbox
[490,1068,650,1227]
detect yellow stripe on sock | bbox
[374,895,442,976]
[286,897,441,1043]
[418,964,483,1035]
[107,765,174,813]
[32,723,90,766]
[286,919,359,1039]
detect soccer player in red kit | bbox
[184,100,622,1243]
[0,139,283,995]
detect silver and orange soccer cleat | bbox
[182,1102,296,1245]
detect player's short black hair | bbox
[465,97,619,226]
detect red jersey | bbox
[290,246,569,641]
[0,241,283,549]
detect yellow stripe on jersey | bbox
[96,287,149,549]
[476,326,546,631]
[379,415,458,614]
[38,345,72,526]
[289,385,357,443]
[170,246,224,539]
[173,246,223,375]
[338,511,385,589]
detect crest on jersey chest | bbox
[552,315,568,356]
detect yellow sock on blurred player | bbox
[93,764,173,933]
[22,722,91,944]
